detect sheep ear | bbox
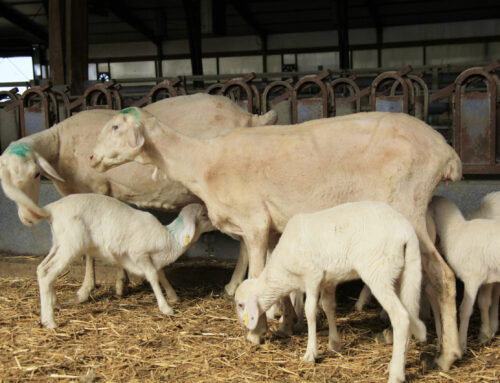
[34,153,65,182]
[127,124,145,149]
[243,295,260,330]
[179,218,196,247]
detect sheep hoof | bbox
[302,351,317,363]
[328,341,342,352]
[75,289,90,303]
[224,283,237,298]
[434,350,461,371]
[246,332,261,344]
[374,329,393,344]
[159,304,174,315]
[277,324,293,337]
[168,295,181,303]
[42,320,57,329]
[478,331,494,344]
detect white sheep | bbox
[235,201,426,383]
[18,193,214,328]
[428,195,500,353]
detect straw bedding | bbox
[0,260,498,382]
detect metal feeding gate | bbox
[406,74,429,122]
[453,62,500,174]
[132,78,187,107]
[262,80,294,125]
[0,88,21,151]
[369,66,412,114]
[292,70,330,124]
[4,83,59,137]
[221,73,260,114]
[329,77,361,116]
[66,80,122,115]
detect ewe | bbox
[235,202,426,383]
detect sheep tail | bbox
[0,167,50,225]
[399,234,427,342]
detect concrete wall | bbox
[1,179,499,258]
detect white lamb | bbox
[18,193,214,328]
[429,195,500,353]
[235,201,426,383]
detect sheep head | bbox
[234,279,268,335]
[91,107,155,172]
[0,143,63,226]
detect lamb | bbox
[90,107,462,369]
[428,195,500,353]
[235,202,426,383]
[0,93,277,302]
[15,192,215,328]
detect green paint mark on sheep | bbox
[167,215,184,235]
[8,143,32,158]
[120,107,141,120]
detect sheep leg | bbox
[478,284,494,343]
[303,284,320,363]
[37,245,79,328]
[141,260,174,315]
[115,268,129,297]
[368,282,410,383]
[76,255,96,303]
[291,290,305,331]
[355,284,372,312]
[458,280,481,353]
[244,228,270,344]
[277,295,297,336]
[421,246,461,369]
[425,282,443,351]
[322,286,341,352]
[490,283,500,334]
[158,269,180,303]
[224,241,248,297]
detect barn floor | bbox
[0,257,498,382]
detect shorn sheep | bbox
[91,108,462,369]
[429,195,500,353]
[235,202,426,383]
[9,192,214,328]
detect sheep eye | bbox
[238,303,244,309]
[34,172,40,179]
[112,125,119,130]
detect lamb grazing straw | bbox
[90,107,462,370]
[0,94,277,304]
[235,202,426,383]
[428,195,500,353]
[7,191,214,328]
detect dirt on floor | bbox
[0,258,498,382]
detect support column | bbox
[183,0,203,87]
[335,0,349,70]
[48,0,65,85]
[65,0,88,94]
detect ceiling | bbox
[1,0,500,56]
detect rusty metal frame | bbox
[454,67,498,174]
[221,73,256,113]
[329,77,361,116]
[406,74,429,122]
[370,71,409,114]
[66,81,122,114]
[261,80,293,113]
[292,71,330,124]
[132,78,187,107]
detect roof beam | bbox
[229,0,266,41]
[100,0,160,44]
[0,2,48,43]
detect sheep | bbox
[0,93,277,303]
[90,108,462,369]
[235,202,426,383]
[428,195,500,353]
[14,192,214,328]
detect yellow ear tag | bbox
[185,234,190,245]
[244,313,249,326]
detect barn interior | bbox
[0,1,499,382]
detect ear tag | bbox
[244,313,249,326]
[185,234,190,245]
